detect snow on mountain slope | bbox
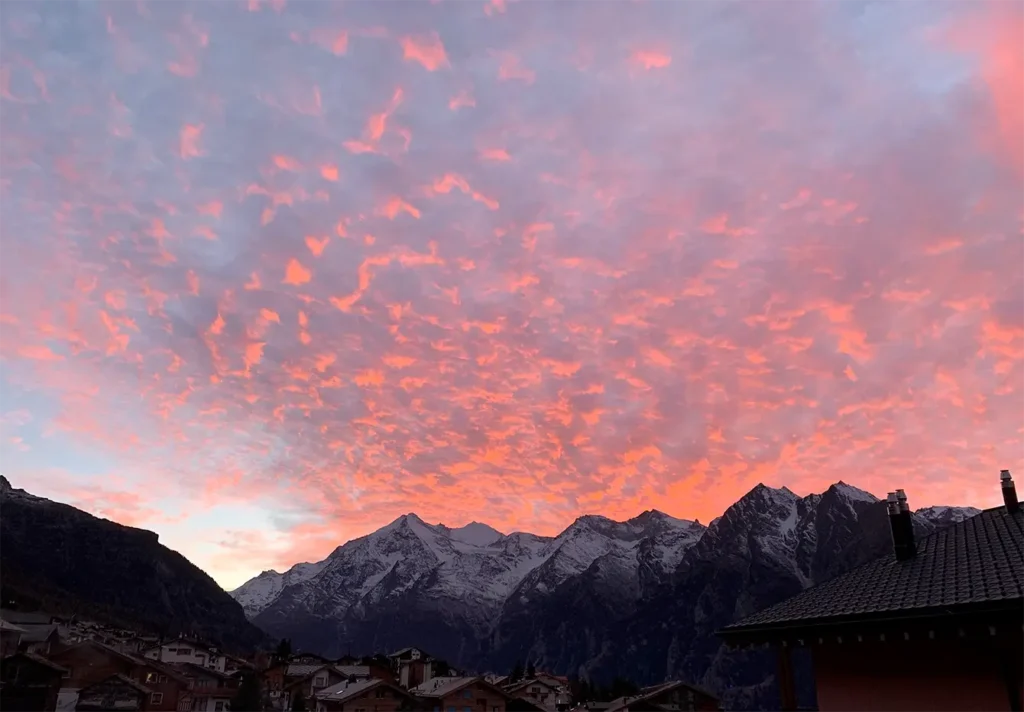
[448,522,504,547]
[232,510,703,621]
[234,480,985,682]
[230,560,328,618]
[915,505,982,527]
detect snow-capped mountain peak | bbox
[227,481,991,706]
[831,481,878,503]
[448,521,504,547]
[915,505,982,527]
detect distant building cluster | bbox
[0,623,717,712]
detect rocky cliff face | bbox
[233,480,977,708]
[0,476,265,651]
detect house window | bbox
[464,690,473,699]
[447,707,456,712]
[146,673,157,683]
[62,667,72,679]
[375,689,387,698]
[158,674,168,683]
[214,702,225,712]
[464,707,471,712]
[313,675,327,687]
[151,692,164,705]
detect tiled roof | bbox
[721,506,1023,635]
[505,678,561,694]
[316,678,389,703]
[336,665,371,677]
[285,662,370,679]
[285,663,329,677]
[16,623,59,642]
[605,681,718,712]
[410,676,480,698]
[0,619,27,632]
[8,651,69,674]
[82,673,154,696]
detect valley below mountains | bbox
[232,481,979,707]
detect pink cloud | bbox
[0,0,1019,588]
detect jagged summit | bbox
[448,521,504,547]
[227,479,982,703]
[830,481,878,503]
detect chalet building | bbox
[142,639,226,673]
[410,676,513,712]
[221,652,255,675]
[504,678,567,710]
[75,674,152,711]
[0,620,25,658]
[0,652,68,711]
[387,648,428,665]
[601,681,719,712]
[380,647,449,690]
[277,664,374,710]
[719,471,1024,712]
[398,657,440,690]
[175,663,239,712]
[314,677,419,712]
[17,624,61,656]
[49,640,192,712]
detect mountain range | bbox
[0,472,980,708]
[0,475,265,651]
[231,481,979,706]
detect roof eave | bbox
[718,597,1024,643]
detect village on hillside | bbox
[0,622,719,712]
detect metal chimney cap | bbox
[887,492,898,502]
[895,489,907,500]
[1001,469,1012,482]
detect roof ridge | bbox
[720,505,1021,635]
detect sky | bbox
[0,0,1021,591]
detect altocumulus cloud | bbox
[0,0,1021,588]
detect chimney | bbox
[887,490,917,561]
[1001,470,1019,513]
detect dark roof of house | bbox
[505,678,558,694]
[16,624,60,643]
[606,681,719,712]
[52,640,191,683]
[1,652,69,674]
[80,673,154,696]
[411,676,512,700]
[0,610,53,626]
[173,662,235,680]
[721,506,1023,636]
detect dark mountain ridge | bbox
[0,475,265,651]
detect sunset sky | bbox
[0,0,1021,590]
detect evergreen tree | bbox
[291,692,307,711]
[510,659,525,683]
[231,671,263,712]
[606,677,639,700]
[526,660,536,679]
[274,638,293,662]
